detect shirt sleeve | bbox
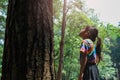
[80,40,91,55]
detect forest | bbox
[0,0,120,80]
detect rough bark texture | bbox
[1,0,54,80]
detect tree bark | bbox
[57,0,67,80]
[1,0,54,80]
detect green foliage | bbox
[0,0,8,44]
[67,11,94,28]
[0,45,3,77]
[98,54,116,79]
[0,0,8,77]
[54,0,119,79]
[53,0,62,20]
[86,8,100,24]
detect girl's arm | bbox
[78,53,87,80]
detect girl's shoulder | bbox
[82,39,93,46]
[80,39,94,55]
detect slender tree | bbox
[1,0,54,80]
[57,0,67,80]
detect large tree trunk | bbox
[1,0,54,80]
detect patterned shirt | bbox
[80,39,96,63]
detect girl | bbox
[78,26,102,80]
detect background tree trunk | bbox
[57,0,67,80]
[1,0,54,80]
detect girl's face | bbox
[79,28,89,39]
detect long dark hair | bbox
[96,37,102,62]
[85,26,102,62]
